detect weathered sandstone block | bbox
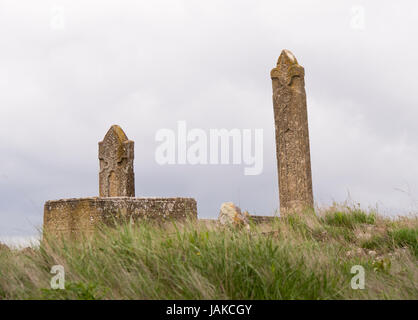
[218,202,250,229]
[44,197,197,238]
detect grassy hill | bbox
[0,205,417,299]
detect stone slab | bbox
[43,197,197,238]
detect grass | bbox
[362,227,418,258]
[323,209,376,228]
[0,205,417,300]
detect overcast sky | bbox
[1,0,417,239]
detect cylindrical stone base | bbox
[43,197,197,239]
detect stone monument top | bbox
[271,49,305,86]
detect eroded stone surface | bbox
[43,197,198,239]
[271,50,314,215]
[218,202,250,229]
[99,125,135,197]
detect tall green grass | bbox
[323,210,376,229]
[0,208,417,300]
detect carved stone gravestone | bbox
[271,50,314,215]
[99,125,135,197]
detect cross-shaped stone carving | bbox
[98,125,135,197]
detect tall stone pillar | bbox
[271,49,313,215]
[99,125,135,197]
